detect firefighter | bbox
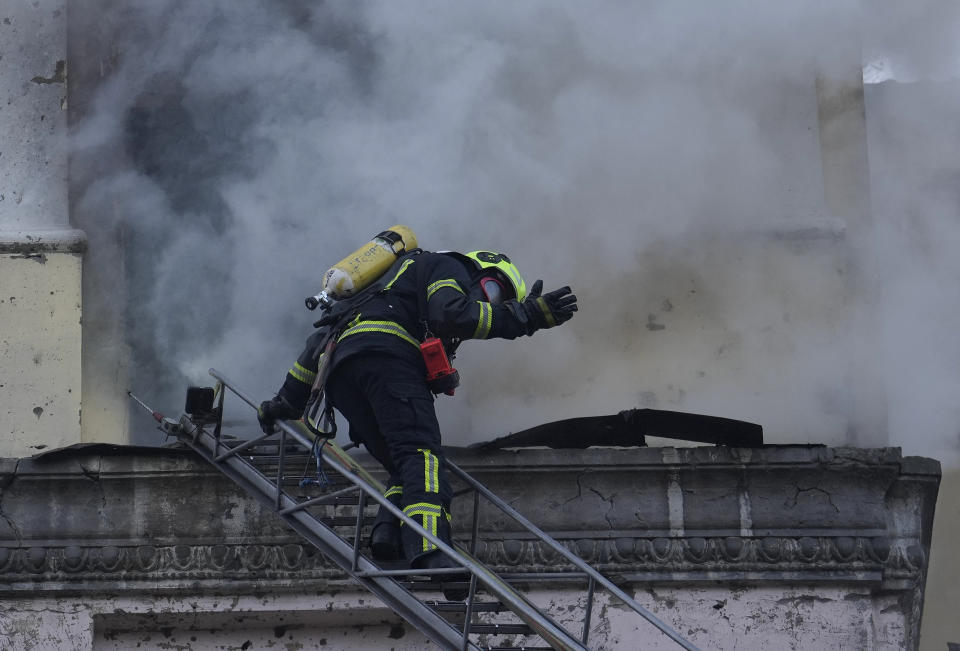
[258,249,577,577]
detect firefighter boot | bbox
[403,509,469,600]
[415,549,470,601]
[369,486,403,561]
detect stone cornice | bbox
[0,445,939,598]
[0,228,87,253]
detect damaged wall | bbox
[0,1,67,232]
[0,445,939,650]
[0,238,84,456]
[0,1,88,457]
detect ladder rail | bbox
[209,368,586,651]
[301,424,586,651]
[447,461,699,651]
[183,416,477,650]
[207,368,698,651]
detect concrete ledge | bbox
[0,229,87,254]
[0,445,937,585]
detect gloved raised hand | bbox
[520,279,578,334]
[257,395,300,434]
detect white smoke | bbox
[69,0,959,461]
[69,5,960,648]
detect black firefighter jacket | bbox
[276,250,532,411]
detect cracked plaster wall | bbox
[0,585,910,651]
[0,1,89,457]
[0,1,67,230]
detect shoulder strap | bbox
[416,251,431,340]
[312,250,422,330]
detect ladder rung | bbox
[321,516,375,527]
[427,601,508,613]
[282,493,368,507]
[278,479,354,490]
[246,454,317,463]
[468,624,534,635]
[214,438,283,449]
[401,577,468,588]
[279,491,364,515]
[359,567,469,579]
[322,495,370,507]
[252,464,325,475]
[498,572,590,581]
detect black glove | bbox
[257,395,300,434]
[520,279,578,334]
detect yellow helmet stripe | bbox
[499,263,525,301]
[464,251,527,302]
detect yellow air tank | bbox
[306,225,418,310]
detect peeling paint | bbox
[30,60,66,85]
[776,595,835,605]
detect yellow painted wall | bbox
[0,251,83,456]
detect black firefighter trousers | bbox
[326,353,453,566]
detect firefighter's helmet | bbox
[464,251,527,303]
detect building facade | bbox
[0,444,939,649]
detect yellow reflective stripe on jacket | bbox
[338,319,420,348]
[289,361,317,385]
[473,301,492,339]
[404,502,442,552]
[424,514,437,551]
[400,503,452,523]
[384,259,414,290]
[418,448,440,493]
[384,485,403,499]
[427,279,463,300]
[404,502,444,518]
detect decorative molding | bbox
[0,535,925,589]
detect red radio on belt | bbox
[420,337,460,396]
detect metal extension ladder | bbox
[165,369,699,651]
